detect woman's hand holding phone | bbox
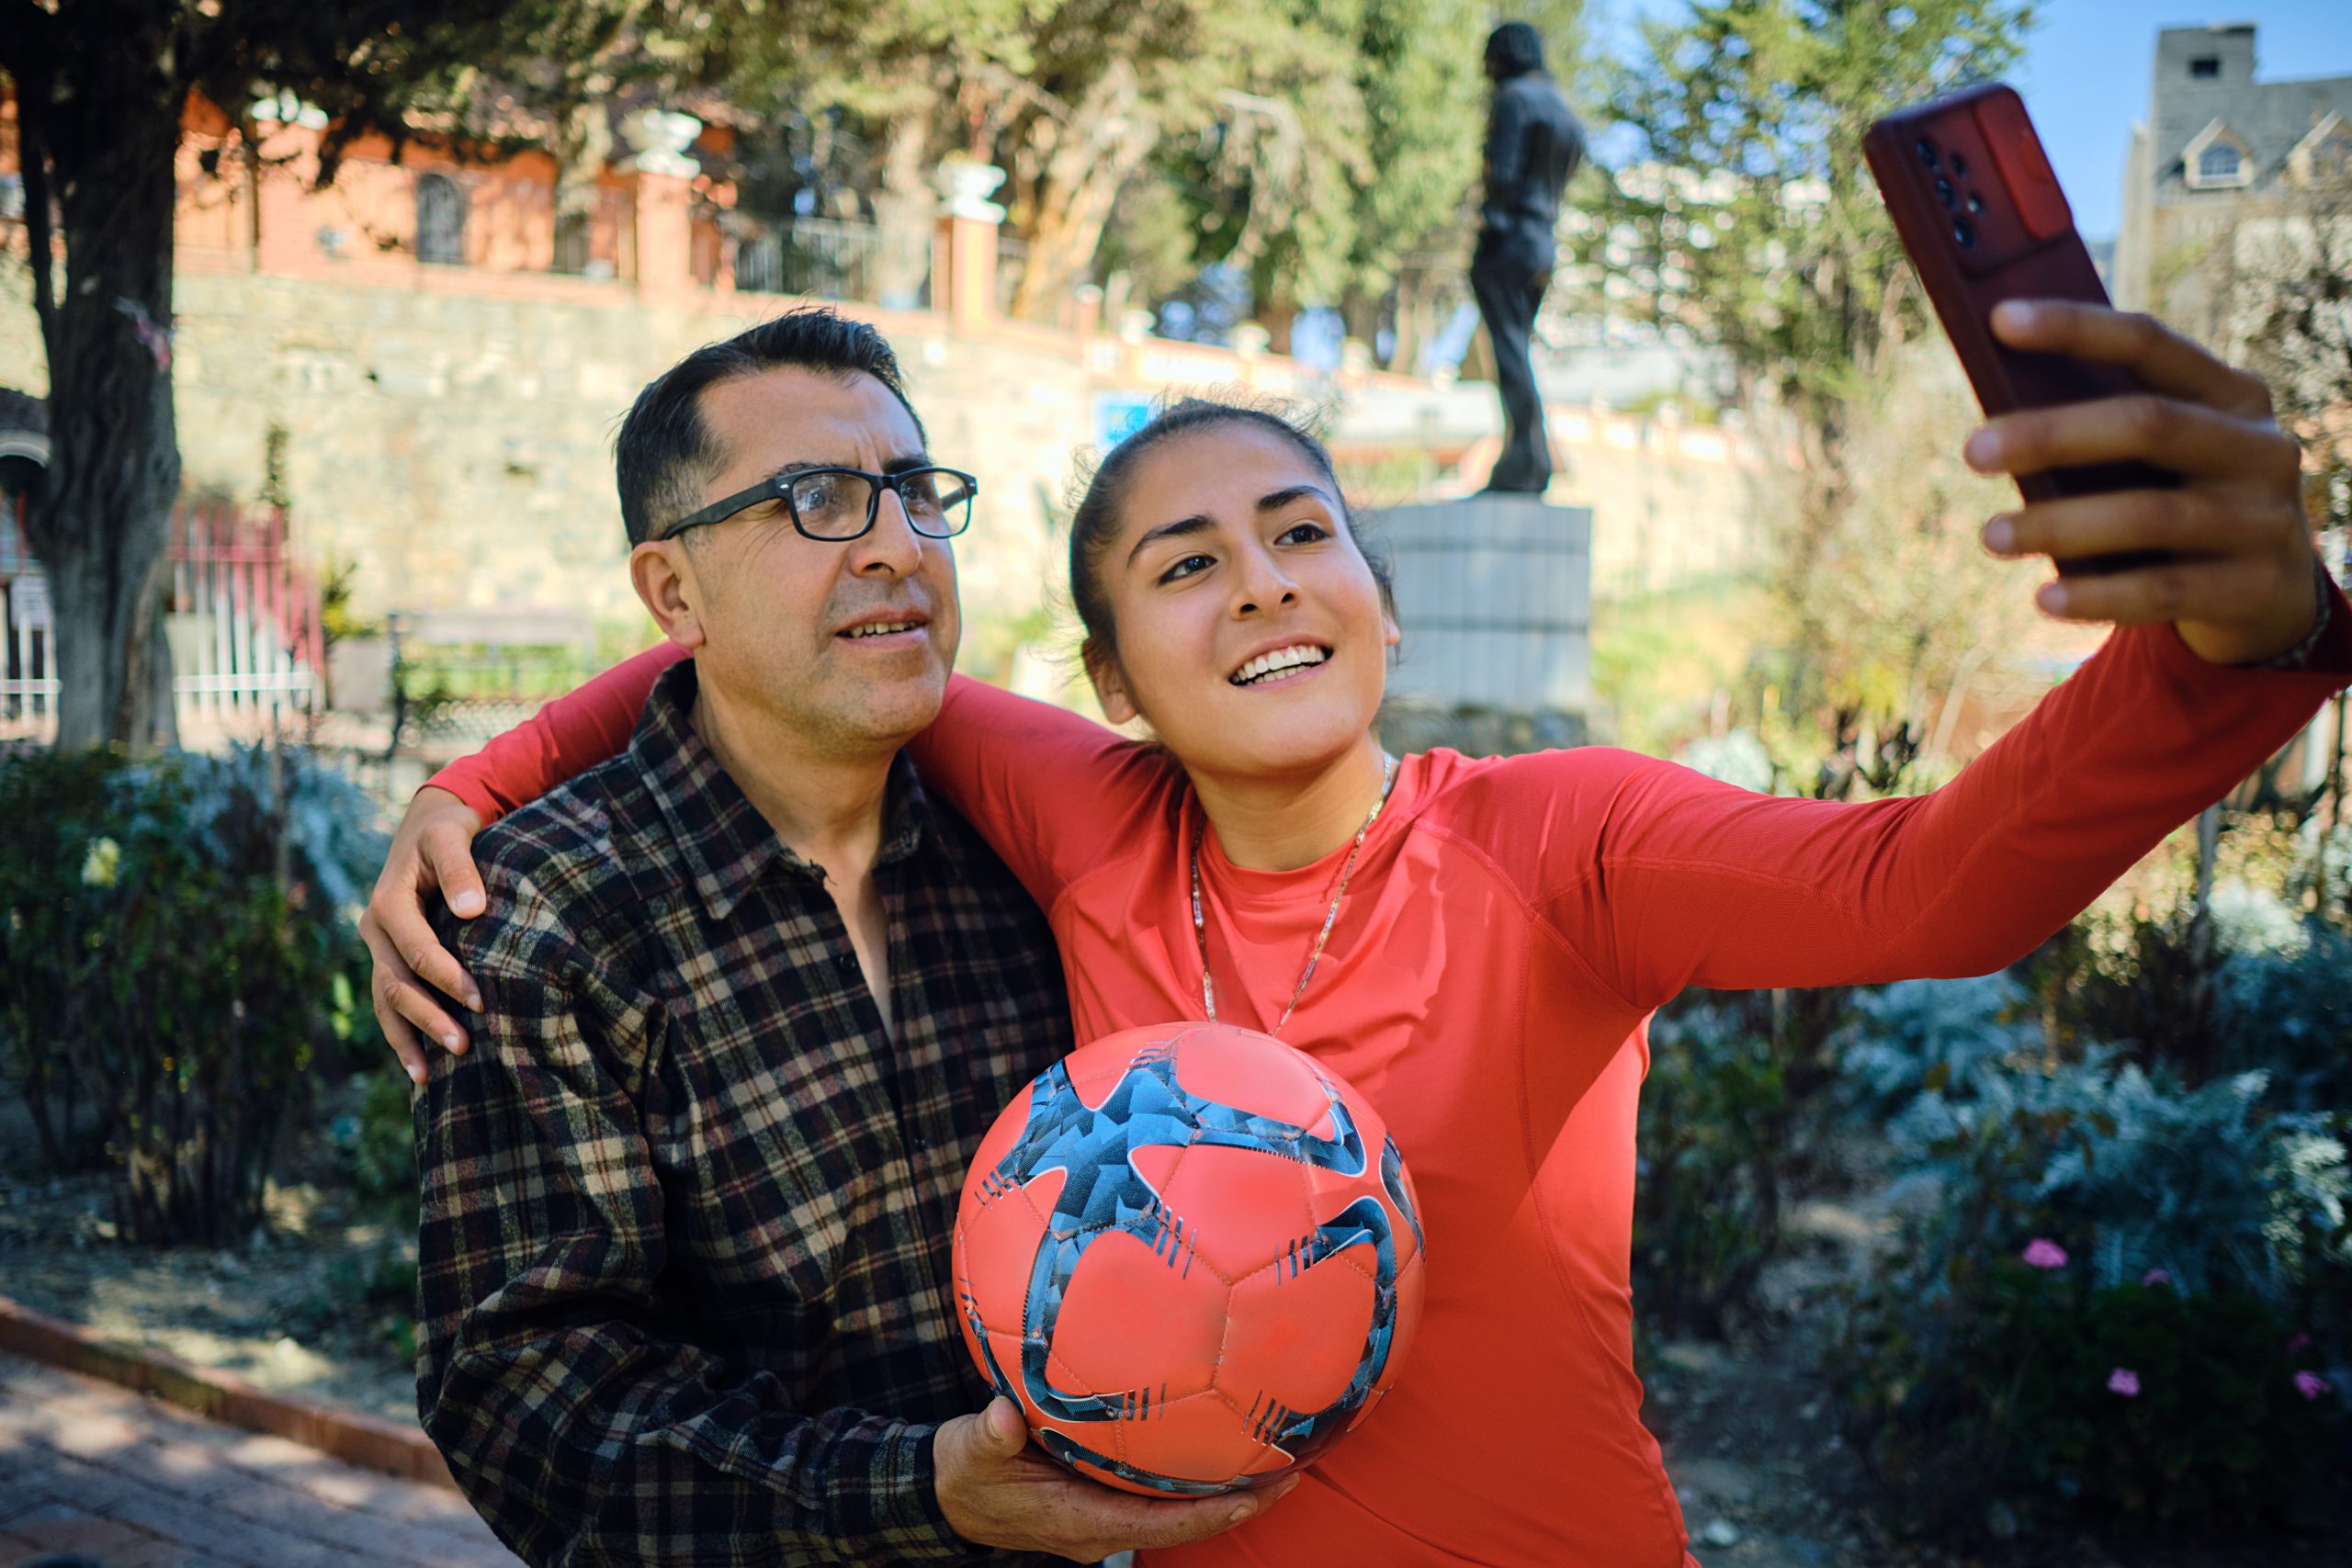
[1963,298,2324,668]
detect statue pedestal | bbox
[1373,494,1590,728]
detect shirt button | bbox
[835,953,860,976]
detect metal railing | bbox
[732,216,932,308]
[2,502,323,745]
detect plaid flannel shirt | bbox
[416,659,1074,1566]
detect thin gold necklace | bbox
[1189,752,1399,1037]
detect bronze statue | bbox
[1473,21,1584,495]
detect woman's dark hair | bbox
[1067,396,1394,670]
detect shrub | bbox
[1836,973,2040,1119]
[1841,1019,2351,1538]
[0,745,383,1244]
[2211,923,2352,1112]
[1634,998,1790,1337]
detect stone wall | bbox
[0,263,1091,655]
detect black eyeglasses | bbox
[657,466,978,543]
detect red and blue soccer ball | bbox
[951,1021,1426,1496]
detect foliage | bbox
[0,746,383,1245]
[1634,997,1791,1337]
[329,1072,424,1223]
[1838,969,2352,1538]
[1836,973,2041,1119]
[2211,919,2352,1113]
[1579,2,2036,764]
[1849,1265,2343,1535]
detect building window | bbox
[2197,143,2242,182]
[415,173,468,265]
[2189,56,2220,78]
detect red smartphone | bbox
[1864,82,2169,573]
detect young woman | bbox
[372,300,2346,1566]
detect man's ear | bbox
[631,539,709,651]
[1082,638,1139,727]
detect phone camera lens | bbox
[1934,176,1957,208]
[1952,216,1976,247]
[1916,137,1939,167]
[1966,190,1985,213]
[1950,152,1971,177]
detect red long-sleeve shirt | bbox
[431,604,2349,1567]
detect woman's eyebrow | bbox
[1255,483,1335,513]
[1126,513,1215,567]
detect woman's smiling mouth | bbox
[1229,644,1331,687]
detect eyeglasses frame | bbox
[655,464,979,544]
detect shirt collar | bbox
[629,657,935,921]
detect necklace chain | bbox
[1189,752,1399,1037]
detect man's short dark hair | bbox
[614,308,928,546]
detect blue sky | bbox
[1594,1,2352,241]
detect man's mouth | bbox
[1229,644,1331,687]
[839,619,926,640]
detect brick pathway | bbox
[0,1349,519,1568]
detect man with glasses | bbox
[388,310,1265,1564]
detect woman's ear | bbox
[1082,638,1139,726]
[631,540,709,651]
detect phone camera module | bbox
[1915,137,1939,168]
[1952,216,1976,248]
[1934,176,1957,208]
[1950,151,1971,178]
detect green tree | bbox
[1586,0,2032,738]
[0,0,692,752]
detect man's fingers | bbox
[2032,551,2297,626]
[980,1398,1026,1452]
[1985,486,2303,564]
[1122,1476,1303,1549]
[423,819,489,920]
[1966,392,2298,484]
[1990,300,2272,417]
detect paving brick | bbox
[1,1513,187,1568]
[0,1353,518,1567]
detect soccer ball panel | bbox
[1147,1138,1315,1283]
[1047,1225,1230,1403]
[1221,1236,1380,1417]
[1168,1022,1338,1135]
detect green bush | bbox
[0,745,383,1245]
[1634,998,1791,1337]
[1849,1262,2342,1533]
[1838,991,2351,1540]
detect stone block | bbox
[1372,495,1591,714]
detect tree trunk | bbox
[1007,62,1159,323]
[15,6,187,753]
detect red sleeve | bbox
[908,675,1179,911]
[425,642,687,823]
[1520,597,2352,1011]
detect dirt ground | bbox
[4,1094,2346,1564]
[0,1082,419,1423]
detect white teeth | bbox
[845,621,920,638]
[1229,645,1329,686]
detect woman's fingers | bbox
[1988,299,2273,419]
[358,913,445,1083]
[1984,486,2307,565]
[1966,389,2300,484]
[2027,549,2307,627]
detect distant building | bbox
[2113,23,2352,319]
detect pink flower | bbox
[2021,1237,2068,1269]
[2106,1368,2141,1398]
[2141,1268,2171,1287]
[2294,1371,2332,1402]
[2284,1333,2311,1353]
